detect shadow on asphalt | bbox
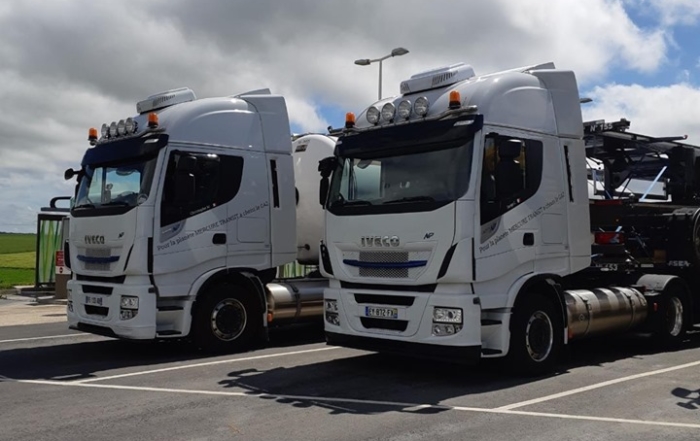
[2,320,700,415]
[210,329,700,415]
[0,322,325,382]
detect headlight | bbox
[381,103,396,121]
[433,307,462,323]
[117,120,126,136]
[101,123,109,138]
[325,299,338,312]
[366,106,380,124]
[398,100,412,119]
[125,117,136,134]
[120,296,139,310]
[413,96,429,116]
[109,121,118,137]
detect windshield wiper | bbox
[383,196,436,205]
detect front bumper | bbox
[324,286,482,362]
[326,331,481,364]
[66,280,157,340]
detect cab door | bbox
[153,145,239,295]
[224,150,272,270]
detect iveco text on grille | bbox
[360,236,400,247]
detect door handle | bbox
[213,233,227,245]
[523,232,534,246]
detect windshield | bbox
[71,134,167,216]
[327,139,474,215]
[74,159,157,210]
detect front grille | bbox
[360,317,408,332]
[85,305,108,316]
[359,251,409,263]
[81,248,116,271]
[360,267,408,278]
[354,293,415,306]
[85,262,111,271]
[85,248,111,258]
[342,250,431,280]
[83,285,113,295]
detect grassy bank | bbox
[0,233,36,289]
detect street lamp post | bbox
[354,47,409,100]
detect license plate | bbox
[365,306,398,319]
[85,295,105,306]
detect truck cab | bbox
[319,62,693,375]
[65,87,332,351]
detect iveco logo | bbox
[85,235,105,245]
[360,236,400,247]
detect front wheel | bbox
[504,294,563,377]
[191,283,262,353]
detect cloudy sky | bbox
[1,0,700,232]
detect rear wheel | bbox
[653,290,689,347]
[504,294,563,377]
[191,283,262,353]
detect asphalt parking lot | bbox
[2,312,700,441]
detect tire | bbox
[653,290,688,347]
[504,293,563,377]
[190,282,263,353]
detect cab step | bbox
[156,330,182,336]
[158,305,184,311]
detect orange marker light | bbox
[345,112,356,128]
[88,127,98,140]
[449,90,461,109]
[148,112,159,128]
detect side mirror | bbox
[64,168,77,180]
[319,178,329,207]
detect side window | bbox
[161,151,244,227]
[480,133,543,224]
[335,159,382,201]
[354,160,382,200]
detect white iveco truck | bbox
[63,87,335,352]
[319,62,698,375]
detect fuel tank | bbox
[266,278,328,323]
[564,286,648,340]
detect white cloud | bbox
[0,0,693,232]
[635,0,700,26]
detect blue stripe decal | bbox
[77,255,120,264]
[343,259,427,269]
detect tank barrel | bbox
[565,287,648,340]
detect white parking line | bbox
[8,378,700,430]
[75,346,339,383]
[0,334,92,344]
[497,359,700,410]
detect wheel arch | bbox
[190,267,269,317]
[508,273,568,332]
[636,273,694,326]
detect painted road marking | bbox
[5,377,700,430]
[0,334,92,344]
[497,359,700,410]
[75,346,339,383]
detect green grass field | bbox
[0,233,36,289]
[0,233,36,254]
